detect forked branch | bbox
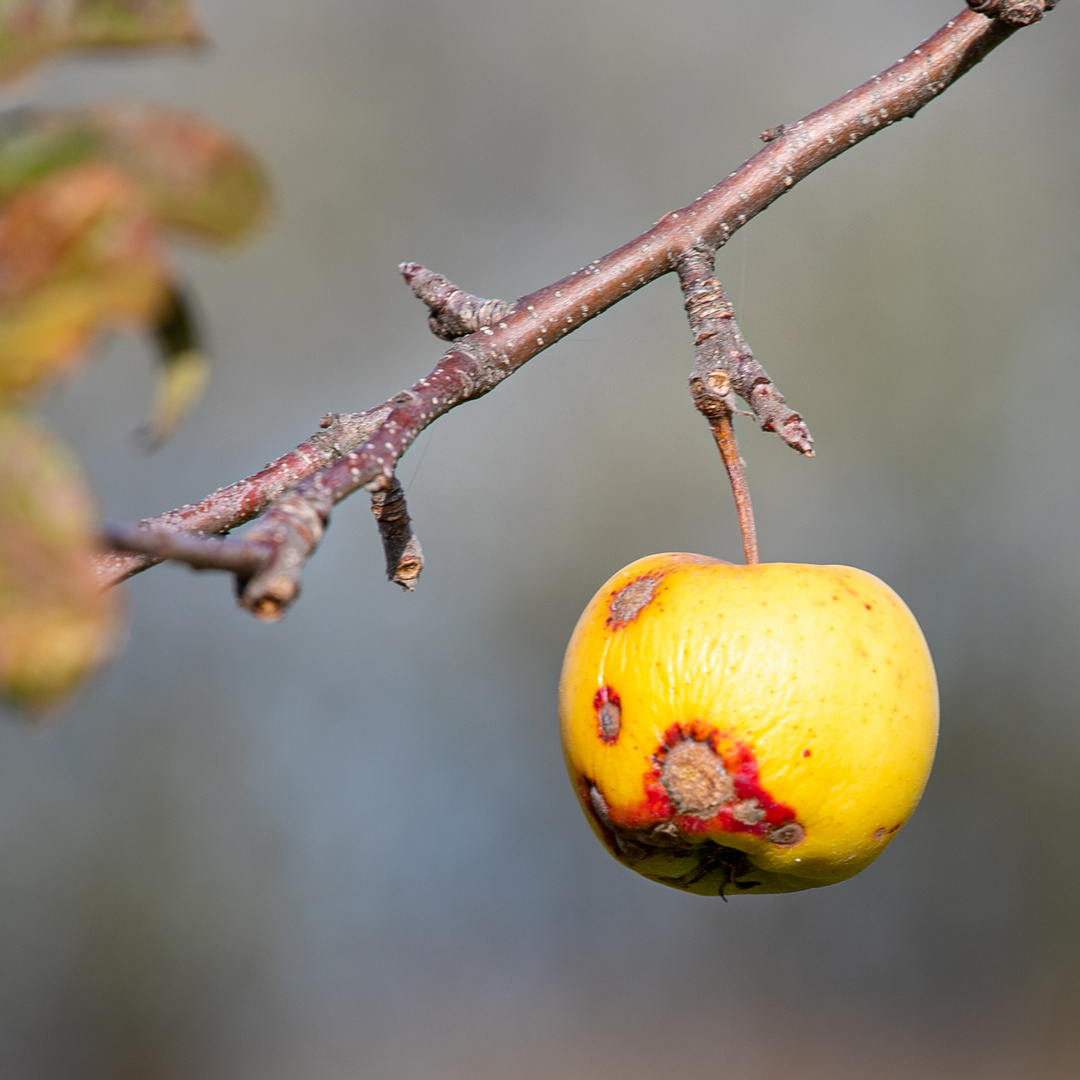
[100,5,1053,616]
[678,252,782,564]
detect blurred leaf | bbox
[0,0,203,85]
[0,409,121,714]
[65,0,202,48]
[85,104,271,242]
[0,106,267,427]
[139,283,208,449]
[0,106,271,242]
[0,159,168,400]
[0,107,100,197]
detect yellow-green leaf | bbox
[0,159,169,400]
[0,108,101,198]
[0,409,121,714]
[0,0,203,84]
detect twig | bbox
[370,477,424,590]
[967,0,1056,26]
[96,7,1049,615]
[400,263,512,341]
[678,254,776,564]
[678,251,812,456]
[95,407,389,586]
[232,494,327,619]
[105,523,265,576]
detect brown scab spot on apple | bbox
[581,779,627,858]
[660,738,735,816]
[585,780,686,864]
[767,822,805,846]
[731,798,766,825]
[593,686,621,744]
[653,727,803,841]
[607,574,660,628]
[588,782,612,826]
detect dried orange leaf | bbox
[0,0,203,84]
[0,409,121,714]
[0,159,169,400]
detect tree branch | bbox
[370,476,424,591]
[678,250,812,457]
[678,254,771,565]
[96,407,389,585]
[97,7,1049,615]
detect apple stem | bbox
[711,404,759,565]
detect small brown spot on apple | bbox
[608,575,660,627]
[731,798,766,825]
[588,783,614,830]
[593,686,621,743]
[873,827,886,841]
[768,822,806,846]
[660,738,735,816]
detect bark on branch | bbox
[967,0,1057,26]
[98,7,1049,616]
[678,254,770,566]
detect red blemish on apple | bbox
[615,724,803,846]
[716,740,798,836]
[593,686,622,744]
[643,725,799,842]
[650,724,800,841]
[659,719,716,751]
[643,778,677,820]
[802,748,812,758]
[600,767,678,832]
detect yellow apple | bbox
[558,553,938,895]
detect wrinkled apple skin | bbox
[558,554,938,896]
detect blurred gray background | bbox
[2,1,1079,1076]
